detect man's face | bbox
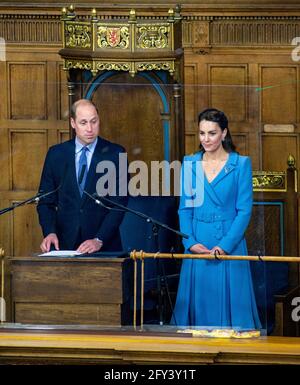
[71,103,100,145]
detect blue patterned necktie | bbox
[78,146,88,196]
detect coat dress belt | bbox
[193,210,236,223]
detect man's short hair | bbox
[70,99,99,120]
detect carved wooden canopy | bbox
[59,5,183,78]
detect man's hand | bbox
[77,238,103,254]
[40,233,59,253]
[190,243,210,254]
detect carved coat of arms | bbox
[107,28,121,47]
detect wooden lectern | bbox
[9,256,132,325]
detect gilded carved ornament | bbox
[252,172,286,192]
[60,5,181,77]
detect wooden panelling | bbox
[260,66,298,124]
[262,134,299,171]
[14,303,121,325]
[0,61,7,120]
[10,130,47,190]
[12,262,124,304]
[8,63,47,120]
[92,72,164,165]
[12,203,42,256]
[210,20,300,46]
[57,130,70,143]
[184,64,198,132]
[232,133,248,155]
[185,133,198,155]
[0,16,61,44]
[0,198,11,257]
[0,127,10,191]
[0,49,68,257]
[10,257,132,325]
[247,204,281,256]
[208,65,248,123]
[57,63,69,121]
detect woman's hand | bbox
[210,246,226,255]
[190,243,210,254]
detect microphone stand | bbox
[83,190,188,326]
[83,191,188,240]
[0,187,60,216]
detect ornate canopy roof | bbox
[59,5,183,78]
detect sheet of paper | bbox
[38,250,83,257]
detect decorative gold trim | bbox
[59,7,181,77]
[64,21,92,48]
[135,61,175,74]
[64,58,92,71]
[136,23,171,50]
[252,171,286,192]
[95,61,132,72]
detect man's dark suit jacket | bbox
[37,137,128,251]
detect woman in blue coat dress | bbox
[172,108,261,330]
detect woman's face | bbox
[199,119,227,153]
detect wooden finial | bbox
[168,8,174,21]
[129,9,136,22]
[287,154,296,169]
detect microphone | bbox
[0,186,60,216]
[0,164,69,216]
[82,190,124,212]
[35,185,60,203]
[78,164,86,185]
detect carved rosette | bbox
[136,24,170,49]
[97,25,130,49]
[252,172,286,192]
[64,22,91,48]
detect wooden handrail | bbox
[130,251,300,263]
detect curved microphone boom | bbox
[0,164,68,216]
[85,191,189,239]
[82,190,125,212]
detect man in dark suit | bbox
[37,99,128,253]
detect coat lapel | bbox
[210,151,238,188]
[191,152,223,206]
[194,151,238,206]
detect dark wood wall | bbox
[0,1,300,258]
[0,15,70,256]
